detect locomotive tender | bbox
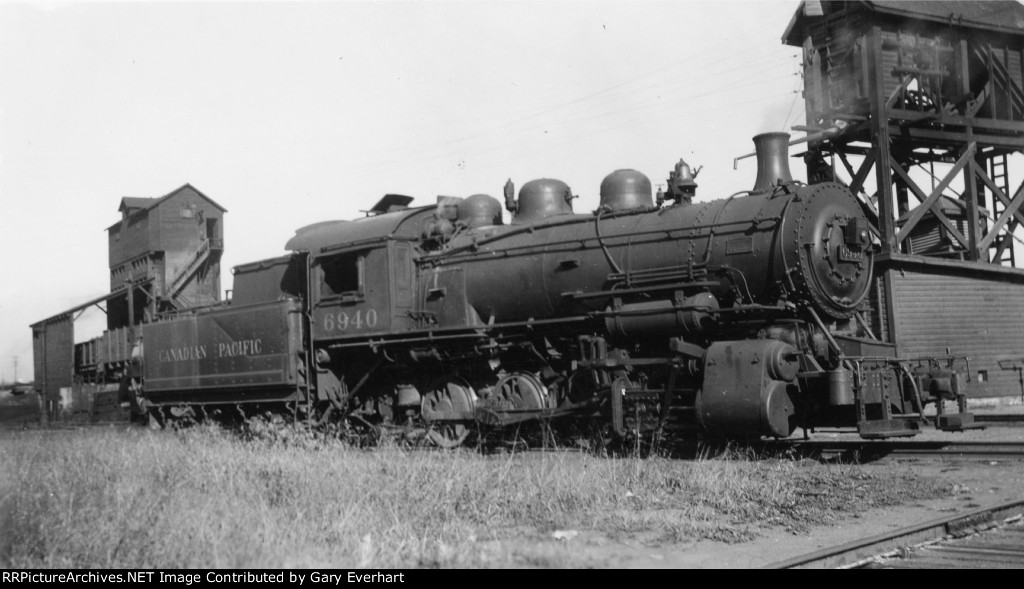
[125,133,978,444]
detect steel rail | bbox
[766,498,1024,569]
[756,439,1024,462]
[975,414,1024,425]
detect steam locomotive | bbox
[120,133,978,445]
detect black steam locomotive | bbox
[125,133,977,445]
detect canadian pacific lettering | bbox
[157,345,207,362]
[157,339,263,362]
[218,338,263,358]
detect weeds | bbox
[0,426,949,568]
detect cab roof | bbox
[285,206,433,254]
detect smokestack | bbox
[752,132,793,192]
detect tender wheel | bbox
[421,377,476,448]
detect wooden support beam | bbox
[987,44,996,118]
[836,151,857,179]
[930,206,970,249]
[889,125,1024,150]
[885,74,916,109]
[964,149,982,260]
[851,150,877,196]
[978,177,1024,250]
[976,165,1024,228]
[889,156,969,248]
[870,26,898,254]
[894,143,977,245]
[840,149,877,197]
[994,219,1018,261]
[888,108,1024,134]
[959,39,970,104]
[827,142,875,156]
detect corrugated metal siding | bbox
[891,269,1024,398]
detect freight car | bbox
[102,133,978,445]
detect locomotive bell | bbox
[599,169,653,212]
[667,159,699,203]
[514,178,574,223]
[751,132,794,192]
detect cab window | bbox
[319,250,366,299]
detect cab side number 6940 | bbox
[323,309,378,331]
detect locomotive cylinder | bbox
[696,339,799,438]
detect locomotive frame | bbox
[30,132,982,446]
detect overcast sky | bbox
[0,0,806,380]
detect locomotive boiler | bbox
[123,133,976,445]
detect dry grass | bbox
[0,425,950,568]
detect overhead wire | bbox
[15,36,796,176]
[337,57,800,180]
[334,43,797,168]
[781,53,804,131]
[447,34,785,139]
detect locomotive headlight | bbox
[844,217,871,248]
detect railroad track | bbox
[767,498,1024,569]
[754,439,1024,462]
[976,414,1024,427]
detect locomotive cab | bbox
[310,239,421,338]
